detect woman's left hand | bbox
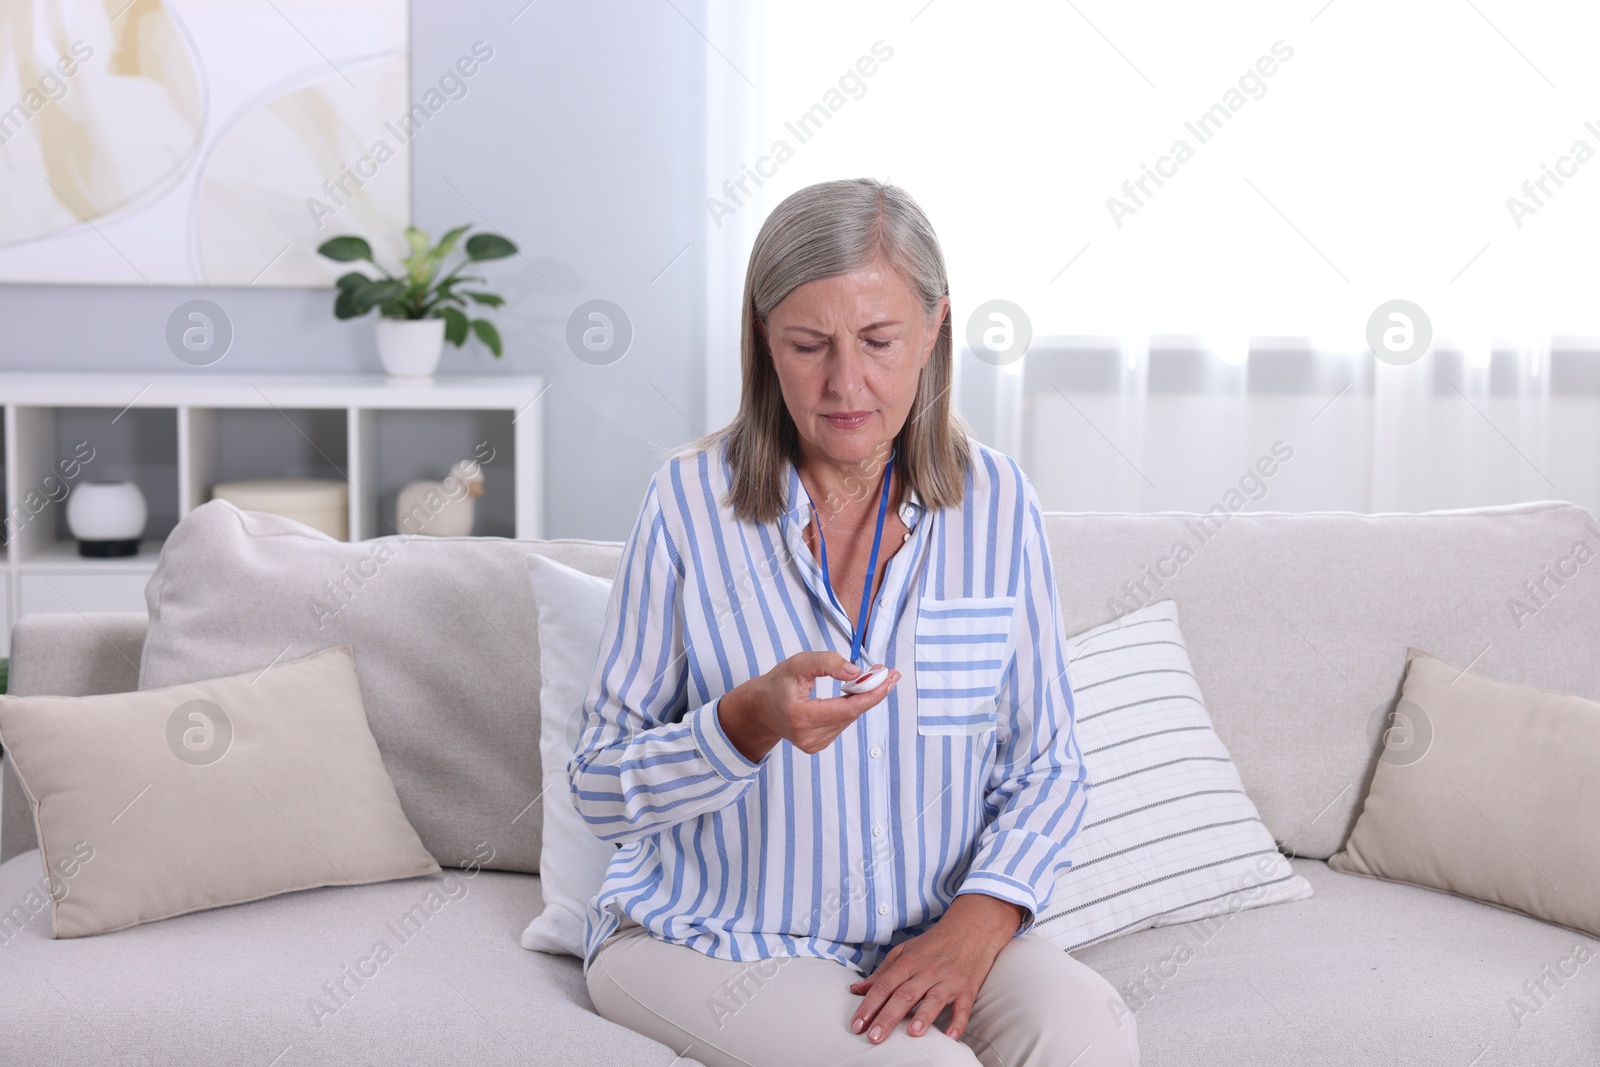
[847,893,1024,1044]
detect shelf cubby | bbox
[6,404,180,567]
[1,372,546,648]
[367,408,516,540]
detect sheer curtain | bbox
[701,0,1600,517]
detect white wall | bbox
[0,0,712,541]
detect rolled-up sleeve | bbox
[954,478,1091,934]
[567,475,768,845]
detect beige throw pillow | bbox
[0,645,440,938]
[137,499,626,874]
[1329,648,1600,938]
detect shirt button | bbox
[877,904,889,916]
[869,745,882,758]
[872,824,884,837]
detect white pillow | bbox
[1031,598,1313,951]
[519,554,619,956]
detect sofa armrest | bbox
[2,612,148,864]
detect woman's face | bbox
[762,255,949,469]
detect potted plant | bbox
[316,225,517,382]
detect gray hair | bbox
[690,177,972,524]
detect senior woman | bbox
[568,178,1138,1067]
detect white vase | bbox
[66,480,148,557]
[375,317,446,383]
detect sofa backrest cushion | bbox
[2,612,149,864]
[128,497,1600,870]
[1043,500,1600,858]
[138,500,623,874]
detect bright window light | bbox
[734,0,1600,350]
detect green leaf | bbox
[433,224,472,259]
[317,236,373,262]
[471,318,503,357]
[428,293,466,310]
[347,278,404,317]
[401,253,430,287]
[404,226,430,257]
[335,271,370,292]
[465,233,517,261]
[437,306,470,345]
[333,286,367,319]
[436,274,485,293]
[370,278,406,302]
[462,291,504,307]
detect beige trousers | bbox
[586,916,1140,1067]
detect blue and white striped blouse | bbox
[568,436,1090,978]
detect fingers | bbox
[788,650,901,697]
[805,669,901,718]
[906,984,955,1038]
[785,662,902,755]
[790,649,861,681]
[863,979,931,1043]
[845,958,890,993]
[851,965,937,1044]
[944,992,975,1042]
[846,945,896,1022]
[809,673,899,746]
[841,669,899,707]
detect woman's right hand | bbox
[718,651,902,762]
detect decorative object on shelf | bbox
[316,224,518,383]
[373,317,446,380]
[210,479,349,541]
[395,459,485,537]
[65,480,148,557]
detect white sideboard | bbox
[0,372,546,655]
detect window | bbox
[703,1,1600,516]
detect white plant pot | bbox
[66,480,148,557]
[375,317,446,383]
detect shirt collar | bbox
[782,453,924,531]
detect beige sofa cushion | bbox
[44,498,1600,871]
[1,612,148,865]
[1328,648,1600,938]
[0,645,439,938]
[1,847,1594,1066]
[1044,502,1600,858]
[138,500,624,873]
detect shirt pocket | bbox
[912,594,1017,736]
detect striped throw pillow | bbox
[1032,598,1313,951]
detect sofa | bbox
[2,498,1597,1066]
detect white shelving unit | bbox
[0,372,546,655]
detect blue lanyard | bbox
[808,449,895,667]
